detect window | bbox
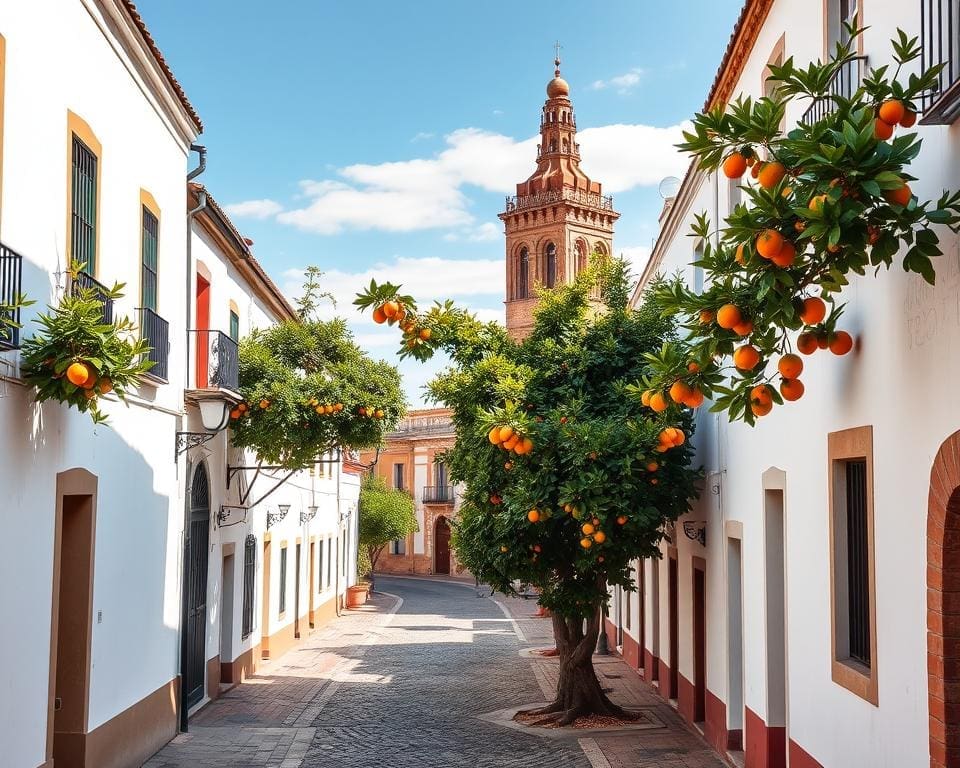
[229,309,240,342]
[390,539,406,555]
[241,535,256,638]
[517,247,529,299]
[829,426,878,704]
[436,461,448,488]
[279,546,288,615]
[919,0,960,124]
[545,243,557,288]
[318,538,325,590]
[394,463,405,491]
[827,0,858,51]
[141,207,159,311]
[326,538,332,587]
[71,136,98,274]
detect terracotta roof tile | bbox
[703,0,773,111]
[121,0,203,132]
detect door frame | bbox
[46,469,98,764]
[668,547,679,700]
[181,461,211,720]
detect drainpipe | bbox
[178,144,206,734]
[335,456,343,616]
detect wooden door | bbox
[195,274,210,387]
[693,564,706,722]
[183,464,210,709]
[668,554,679,699]
[434,517,451,574]
[294,544,301,638]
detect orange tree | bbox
[355,260,699,723]
[642,25,960,424]
[229,270,405,470]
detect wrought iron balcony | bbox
[71,270,114,325]
[920,0,960,124]
[504,188,615,213]
[801,56,867,124]
[191,329,239,391]
[139,308,169,382]
[0,242,24,351]
[422,485,455,504]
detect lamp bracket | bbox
[175,432,217,462]
[682,520,707,547]
[216,504,249,527]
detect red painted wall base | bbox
[745,707,786,768]
[788,739,824,768]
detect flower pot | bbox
[345,584,368,608]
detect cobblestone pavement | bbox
[147,577,727,768]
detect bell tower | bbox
[499,50,619,339]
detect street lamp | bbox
[267,504,290,529]
[198,399,231,432]
[175,392,236,461]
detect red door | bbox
[693,566,706,722]
[195,274,210,388]
[434,517,451,574]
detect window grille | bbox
[71,137,97,274]
[241,535,256,638]
[279,547,288,615]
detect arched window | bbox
[575,240,588,274]
[549,139,557,152]
[517,247,529,299]
[545,243,557,288]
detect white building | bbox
[609,2,960,767]
[0,5,361,767]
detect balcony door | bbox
[434,517,451,574]
[195,274,210,388]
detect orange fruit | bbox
[771,240,797,267]
[735,244,747,265]
[528,509,541,523]
[580,538,593,549]
[750,384,773,407]
[879,99,905,125]
[419,328,432,341]
[716,304,742,329]
[684,388,705,408]
[520,437,534,454]
[259,399,270,409]
[84,389,97,401]
[98,379,113,395]
[334,403,343,411]
[358,406,367,415]
[874,118,894,141]
[66,361,90,387]
[751,162,762,179]
[501,545,509,553]
[780,378,805,401]
[751,399,773,417]
[699,309,716,325]
[230,408,241,419]
[375,408,385,419]
[723,152,748,179]
[502,435,519,451]
[593,531,607,544]
[756,229,784,259]
[884,184,912,207]
[733,345,761,371]
[372,306,387,324]
[504,461,513,470]
[82,369,98,389]
[816,333,829,350]
[238,403,248,412]
[581,523,595,535]
[669,380,692,404]
[498,425,515,443]
[829,330,854,355]
[794,220,806,233]
[733,319,754,337]
[809,194,827,213]
[800,296,827,325]
[758,161,787,190]
[687,362,700,373]
[650,392,669,413]
[647,461,660,472]
[382,300,400,319]
[778,354,803,379]
[315,406,325,414]
[797,332,818,355]
[641,390,653,407]
[617,515,627,525]
[900,110,917,128]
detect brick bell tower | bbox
[499,50,620,339]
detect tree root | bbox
[518,700,566,717]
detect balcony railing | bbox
[139,308,169,382]
[920,0,960,124]
[0,242,24,351]
[71,270,114,325]
[504,188,615,213]
[190,329,239,391]
[801,56,867,124]
[422,485,455,504]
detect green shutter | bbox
[141,208,159,311]
[229,310,240,342]
[71,137,97,274]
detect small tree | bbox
[358,474,418,579]
[355,259,699,723]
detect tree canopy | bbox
[358,474,418,574]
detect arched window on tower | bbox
[562,138,570,153]
[549,139,557,152]
[545,243,557,288]
[517,247,529,299]
[575,240,588,274]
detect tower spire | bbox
[554,40,562,76]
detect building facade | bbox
[361,408,464,576]
[499,59,619,339]
[610,3,960,768]
[0,5,360,767]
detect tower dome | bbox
[546,58,569,98]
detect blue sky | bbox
[139,0,743,405]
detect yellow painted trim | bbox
[195,259,212,281]
[229,299,239,315]
[0,35,6,230]
[139,188,161,311]
[66,111,103,278]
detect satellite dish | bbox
[658,176,681,199]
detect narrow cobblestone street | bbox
[147,577,726,767]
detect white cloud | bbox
[591,68,645,94]
[224,199,284,219]
[272,122,686,236]
[443,222,501,242]
[411,131,435,142]
[618,245,653,275]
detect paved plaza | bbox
[146,577,726,767]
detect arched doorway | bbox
[434,516,451,575]
[928,431,960,768]
[182,463,211,712]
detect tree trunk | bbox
[522,603,634,725]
